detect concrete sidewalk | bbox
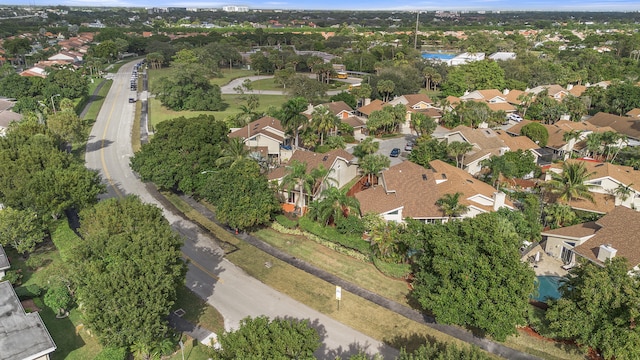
[180,195,541,360]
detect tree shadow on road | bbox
[85,139,114,153]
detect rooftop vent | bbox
[422,174,427,181]
[442,174,447,179]
[466,179,473,184]
[322,155,329,161]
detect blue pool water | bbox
[422,52,457,60]
[532,276,563,302]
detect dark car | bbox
[128,98,136,103]
[390,148,401,157]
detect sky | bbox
[4,0,640,11]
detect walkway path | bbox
[179,196,541,360]
[220,74,348,96]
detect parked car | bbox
[390,148,401,157]
[508,113,523,122]
[404,142,414,151]
[128,98,136,103]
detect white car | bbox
[508,113,523,122]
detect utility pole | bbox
[414,11,420,50]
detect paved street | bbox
[85,60,398,359]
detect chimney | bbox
[364,98,371,106]
[503,88,510,95]
[307,104,314,112]
[567,84,574,90]
[597,244,617,262]
[493,191,506,211]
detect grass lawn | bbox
[173,286,225,334]
[148,94,287,129]
[39,303,102,360]
[250,78,285,91]
[161,194,496,357]
[167,336,213,360]
[148,67,255,91]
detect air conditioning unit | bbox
[597,244,617,262]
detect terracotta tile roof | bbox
[402,93,433,106]
[446,96,461,106]
[409,108,442,118]
[476,89,505,101]
[229,116,284,140]
[573,206,640,269]
[318,101,353,116]
[267,148,355,181]
[355,160,512,219]
[495,130,538,151]
[626,108,640,118]
[586,112,640,140]
[568,85,587,97]
[504,89,526,105]
[486,102,516,112]
[507,120,569,149]
[342,116,366,128]
[445,126,507,165]
[357,99,385,117]
[549,159,640,193]
[542,221,600,238]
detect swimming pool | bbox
[422,52,457,60]
[532,276,563,302]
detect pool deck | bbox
[521,245,568,277]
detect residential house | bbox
[47,51,83,64]
[625,108,640,119]
[495,130,548,165]
[228,116,293,163]
[388,94,442,133]
[0,280,57,360]
[488,52,516,61]
[567,84,587,97]
[355,99,385,119]
[587,112,640,144]
[541,206,640,271]
[545,158,640,213]
[504,89,526,107]
[0,245,8,279]
[268,148,357,212]
[437,126,509,175]
[460,89,517,116]
[304,101,353,120]
[0,99,22,137]
[528,84,569,101]
[354,160,513,223]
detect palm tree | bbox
[611,183,634,205]
[310,105,339,146]
[280,97,308,148]
[377,80,395,102]
[435,192,469,221]
[280,160,313,211]
[359,154,390,186]
[585,132,603,159]
[543,203,576,229]
[313,187,361,225]
[517,92,534,119]
[215,137,250,168]
[546,162,596,204]
[352,136,379,159]
[447,141,474,169]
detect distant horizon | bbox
[2,1,640,12]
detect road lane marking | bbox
[99,65,224,285]
[183,253,224,284]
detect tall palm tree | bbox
[280,97,308,148]
[280,160,312,211]
[352,136,379,159]
[435,192,469,221]
[585,132,603,159]
[359,154,390,186]
[611,183,634,205]
[517,92,534,119]
[546,162,596,204]
[310,105,339,146]
[313,187,361,225]
[215,137,249,168]
[447,141,474,169]
[377,79,395,102]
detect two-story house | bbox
[228,116,293,163]
[354,160,513,223]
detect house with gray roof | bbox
[0,281,57,360]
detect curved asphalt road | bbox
[85,60,398,359]
[220,74,360,96]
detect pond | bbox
[532,276,563,302]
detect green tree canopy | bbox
[202,159,279,230]
[71,196,186,348]
[0,207,46,254]
[545,258,640,360]
[408,137,450,168]
[406,213,536,341]
[130,115,228,194]
[212,316,321,360]
[441,60,506,97]
[520,122,549,147]
[154,64,225,111]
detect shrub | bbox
[372,257,411,279]
[335,215,365,236]
[315,144,331,153]
[25,256,47,270]
[94,347,128,360]
[299,217,370,254]
[14,284,42,300]
[342,135,356,143]
[275,215,298,229]
[44,285,72,313]
[1,270,22,285]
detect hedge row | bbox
[298,216,371,254]
[15,284,43,300]
[275,215,298,229]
